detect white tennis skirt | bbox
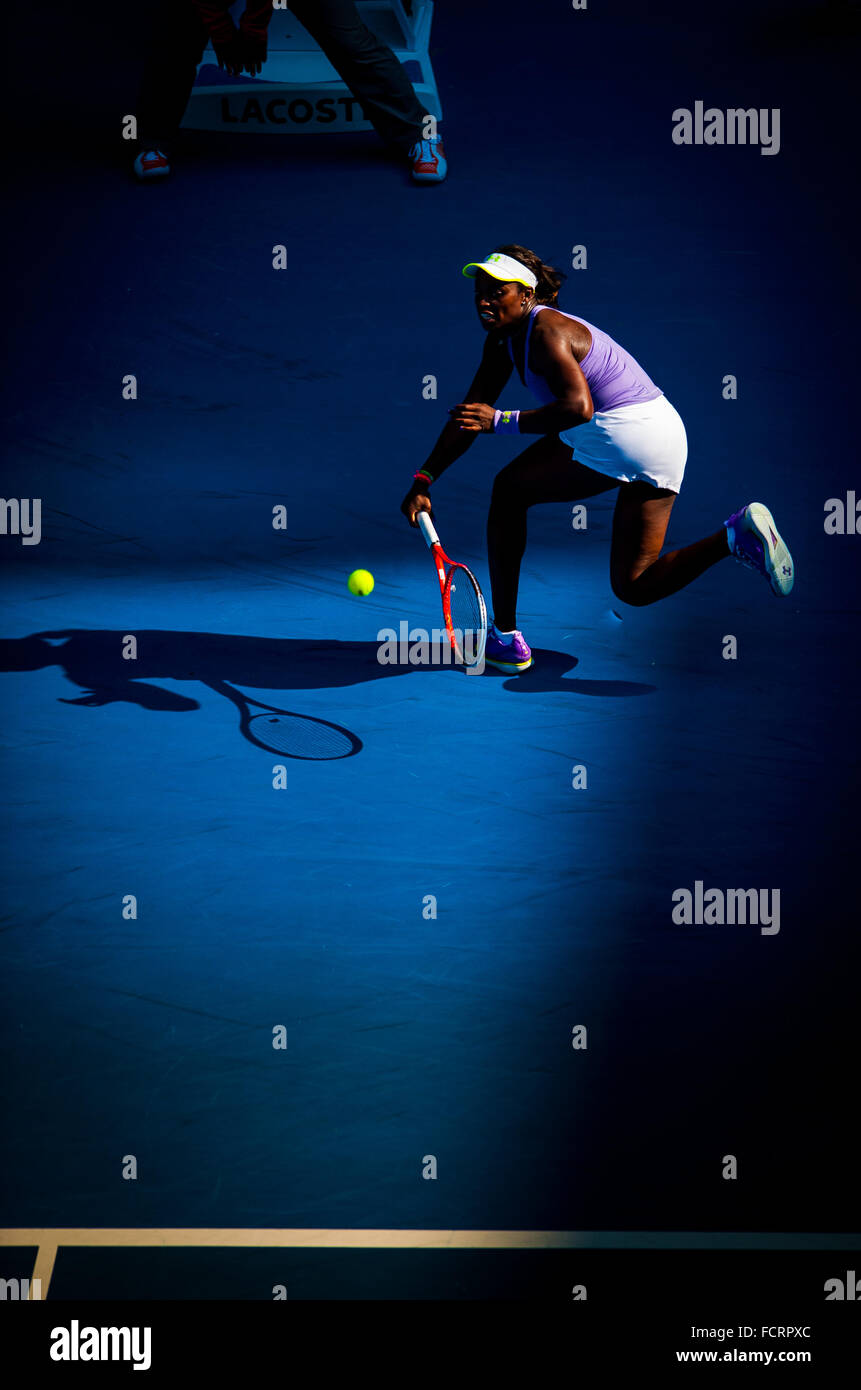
[561,393,688,493]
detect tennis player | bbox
[401,245,794,672]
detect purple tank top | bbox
[508,305,662,412]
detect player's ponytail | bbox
[492,244,566,305]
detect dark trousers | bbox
[137,0,429,152]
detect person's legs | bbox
[136,0,211,153]
[609,482,729,606]
[487,436,619,631]
[288,0,429,152]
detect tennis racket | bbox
[206,679,362,760]
[416,510,487,669]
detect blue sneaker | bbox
[725,503,794,596]
[409,136,447,183]
[484,623,533,672]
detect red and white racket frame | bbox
[417,510,488,669]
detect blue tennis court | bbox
[1,0,858,1301]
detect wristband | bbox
[493,409,520,434]
[413,470,434,487]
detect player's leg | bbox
[609,482,729,606]
[288,0,443,178]
[134,0,211,178]
[486,436,618,668]
[610,486,796,604]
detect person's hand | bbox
[213,27,246,78]
[240,19,268,75]
[400,489,433,527]
[448,401,496,432]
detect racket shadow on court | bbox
[4,630,397,762]
[2,633,654,760]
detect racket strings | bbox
[445,565,486,664]
[247,712,357,759]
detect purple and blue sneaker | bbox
[484,622,533,672]
[725,503,794,596]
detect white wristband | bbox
[493,409,521,434]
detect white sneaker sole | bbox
[745,503,794,597]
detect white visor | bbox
[462,252,538,291]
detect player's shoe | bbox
[409,136,447,183]
[484,623,533,672]
[724,502,794,596]
[134,149,171,182]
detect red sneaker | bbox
[409,136,447,183]
[134,149,171,182]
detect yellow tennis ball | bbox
[348,568,374,596]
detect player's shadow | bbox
[0,631,654,753]
[500,648,656,696]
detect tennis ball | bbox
[348,568,374,596]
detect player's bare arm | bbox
[400,335,513,525]
[514,316,594,432]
